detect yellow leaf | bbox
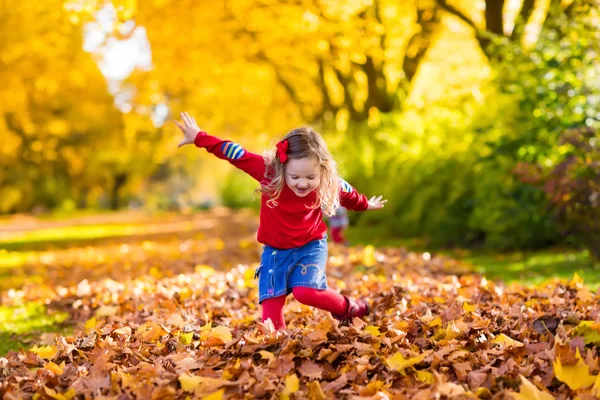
[179,374,203,392]
[202,389,224,400]
[307,380,327,399]
[553,348,597,390]
[45,361,64,375]
[180,332,194,345]
[215,239,225,250]
[592,372,600,397]
[445,320,462,340]
[428,316,442,327]
[569,272,584,288]
[415,370,434,384]
[573,321,600,345]
[259,350,276,362]
[243,268,257,289]
[149,266,162,279]
[179,374,229,393]
[365,326,381,337]
[30,345,58,360]
[463,302,477,313]
[209,326,232,344]
[492,334,524,348]
[283,373,299,394]
[386,352,425,375]
[510,375,555,400]
[43,386,76,400]
[362,245,376,267]
[84,317,97,331]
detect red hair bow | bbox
[276,140,289,163]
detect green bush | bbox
[220,170,261,210]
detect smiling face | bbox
[285,156,321,197]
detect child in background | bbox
[329,206,349,246]
[174,112,387,330]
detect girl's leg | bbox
[338,226,348,245]
[291,287,347,315]
[331,227,342,244]
[261,294,287,330]
[292,287,370,319]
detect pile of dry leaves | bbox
[1,212,599,399]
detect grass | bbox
[346,225,600,289]
[0,218,204,252]
[0,223,153,251]
[0,302,71,356]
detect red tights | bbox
[261,287,348,330]
[330,227,346,244]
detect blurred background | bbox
[1,0,599,281]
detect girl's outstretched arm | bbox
[175,112,266,182]
[339,179,387,211]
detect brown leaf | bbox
[452,362,472,382]
[322,374,349,393]
[298,360,323,380]
[532,316,560,334]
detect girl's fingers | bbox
[192,116,198,127]
[174,120,184,131]
[181,112,191,126]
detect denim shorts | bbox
[255,238,328,303]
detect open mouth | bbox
[296,187,309,194]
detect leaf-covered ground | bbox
[1,210,600,399]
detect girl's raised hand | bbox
[367,195,387,210]
[174,112,201,148]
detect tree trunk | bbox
[110,173,127,210]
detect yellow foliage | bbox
[386,351,426,375]
[415,370,434,385]
[202,389,224,400]
[492,333,524,348]
[45,361,64,375]
[365,326,381,337]
[209,326,232,344]
[179,332,194,345]
[280,373,299,399]
[84,316,97,331]
[43,386,76,400]
[259,350,276,362]
[30,345,58,360]
[553,348,597,390]
[510,375,555,400]
[463,302,477,313]
[362,245,377,267]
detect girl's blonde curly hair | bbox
[259,127,340,217]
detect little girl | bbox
[175,112,387,330]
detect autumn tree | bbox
[0,0,124,213]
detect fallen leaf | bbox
[510,375,555,400]
[30,345,58,360]
[553,348,597,390]
[386,351,426,375]
[492,333,524,348]
[298,359,323,380]
[572,321,600,345]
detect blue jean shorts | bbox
[255,238,328,303]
